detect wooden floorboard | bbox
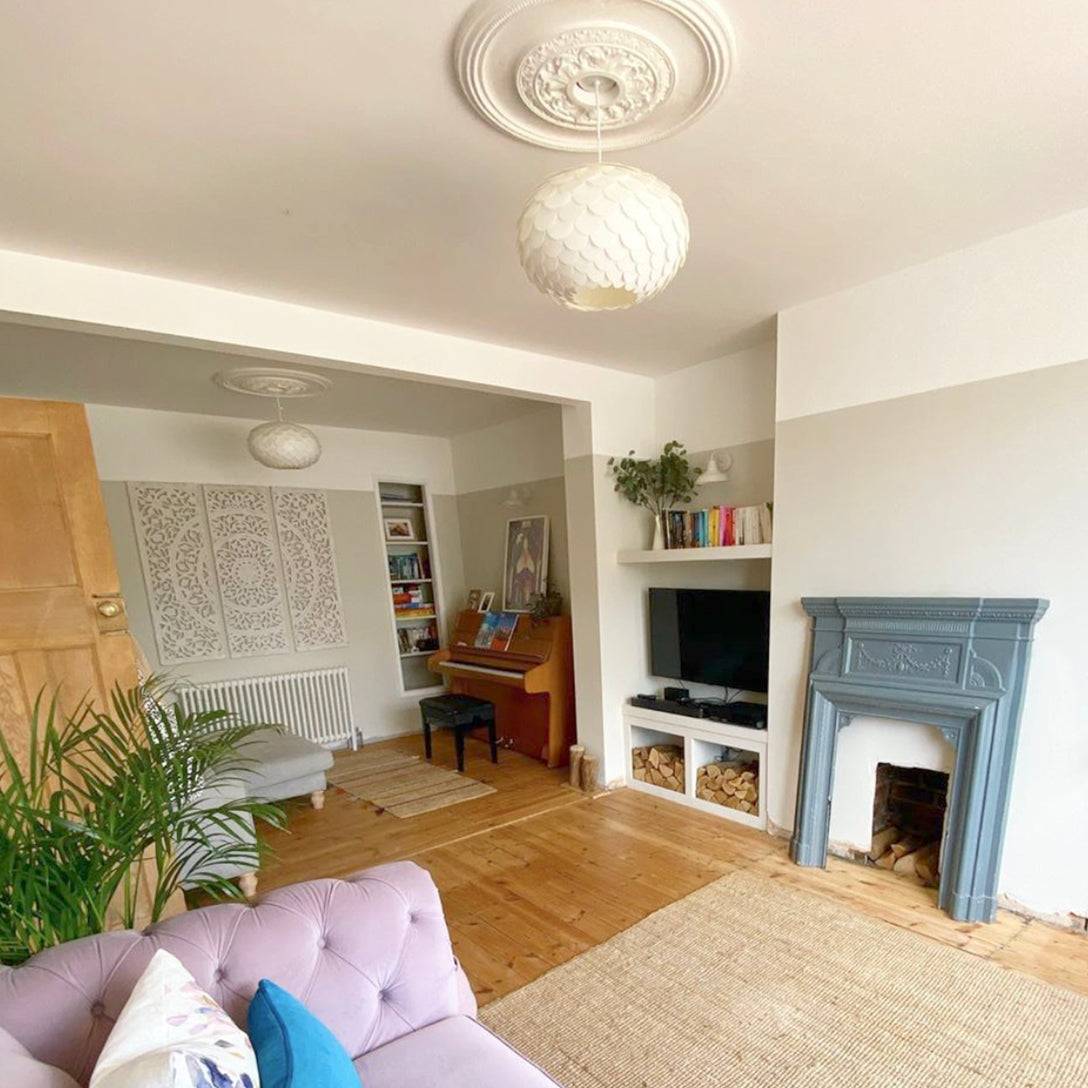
[256,733,1088,1007]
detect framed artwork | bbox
[479,590,495,612]
[384,516,415,541]
[503,515,549,612]
[466,589,483,612]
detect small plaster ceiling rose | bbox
[455,0,733,152]
[213,366,329,470]
[213,367,332,398]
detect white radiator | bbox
[176,667,356,749]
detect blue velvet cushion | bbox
[247,979,359,1088]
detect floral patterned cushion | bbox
[88,950,258,1088]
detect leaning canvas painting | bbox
[503,515,549,611]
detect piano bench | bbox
[419,694,498,774]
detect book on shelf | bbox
[397,621,439,654]
[662,502,773,549]
[388,553,429,580]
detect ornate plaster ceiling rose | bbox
[213,367,329,469]
[213,367,332,398]
[455,0,733,152]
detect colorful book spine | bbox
[662,503,773,549]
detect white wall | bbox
[654,341,777,450]
[773,208,1088,919]
[450,405,564,494]
[777,206,1088,422]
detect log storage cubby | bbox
[628,725,686,796]
[624,706,768,830]
[694,745,760,816]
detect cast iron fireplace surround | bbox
[791,597,1048,923]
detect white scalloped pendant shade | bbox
[516,161,689,311]
[247,421,322,469]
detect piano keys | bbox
[427,611,575,767]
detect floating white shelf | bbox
[391,578,433,585]
[381,500,425,508]
[616,544,772,564]
[395,611,436,622]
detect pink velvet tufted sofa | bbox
[0,861,560,1088]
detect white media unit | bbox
[623,704,769,831]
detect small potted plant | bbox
[607,440,700,549]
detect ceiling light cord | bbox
[594,79,603,164]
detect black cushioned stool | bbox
[419,694,498,774]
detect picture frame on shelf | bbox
[466,589,483,612]
[479,590,495,611]
[384,516,415,541]
[503,515,549,612]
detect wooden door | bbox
[0,397,138,761]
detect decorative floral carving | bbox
[127,483,227,664]
[854,642,956,678]
[271,489,347,652]
[203,486,291,658]
[517,28,675,130]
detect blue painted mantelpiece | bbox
[791,597,1048,923]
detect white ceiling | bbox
[0,323,542,436]
[2,2,1087,377]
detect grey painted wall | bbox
[455,475,569,612]
[102,482,466,742]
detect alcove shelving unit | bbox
[376,480,444,696]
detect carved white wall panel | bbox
[127,483,227,665]
[272,488,347,652]
[203,485,291,658]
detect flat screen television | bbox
[649,588,771,693]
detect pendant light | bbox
[247,397,323,470]
[516,79,689,311]
[213,367,330,470]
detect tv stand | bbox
[629,694,766,729]
[623,704,768,831]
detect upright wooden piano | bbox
[427,611,575,767]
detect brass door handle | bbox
[96,600,122,618]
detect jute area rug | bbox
[480,869,1088,1088]
[327,748,494,818]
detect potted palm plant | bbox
[0,681,286,966]
[607,440,700,549]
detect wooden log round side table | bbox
[419,694,498,773]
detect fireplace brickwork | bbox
[791,597,1047,923]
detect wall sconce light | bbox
[501,486,533,508]
[696,451,733,485]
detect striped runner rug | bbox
[328,749,495,818]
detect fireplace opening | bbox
[867,763,949,888]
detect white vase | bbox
[651,513,665,551]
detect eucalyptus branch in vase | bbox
[607,440,700,550]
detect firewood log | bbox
[875,848,897,869]
[570,745,585,788]
[868,825,900,861]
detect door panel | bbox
[0,398,138,743]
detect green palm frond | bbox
[0,678,287,965]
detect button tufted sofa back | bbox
[0,861,476,1087]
